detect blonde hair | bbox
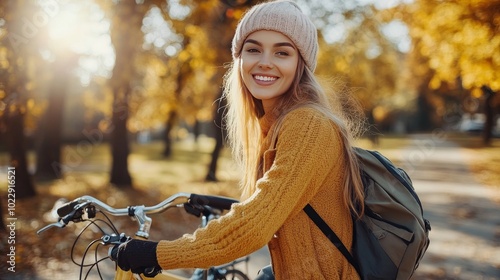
[222,57,366,218]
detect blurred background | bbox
[0,0,499,279]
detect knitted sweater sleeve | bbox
[156,107,343,269]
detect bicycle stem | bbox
[128,205,153,239]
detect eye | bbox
[244,47,260,53]
[276,51,289,56]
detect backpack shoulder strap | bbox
[303,204,361,277]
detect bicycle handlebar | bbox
[56,192,237,218]
[37,192,240,279]
[55,192,191,218]
[38,192,238,235]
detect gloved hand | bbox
[113,239,161,275]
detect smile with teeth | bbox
[254,75,277,82]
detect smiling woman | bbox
[43,0,114,85]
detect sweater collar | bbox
[258,110,280,138]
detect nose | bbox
[258,54,273,69]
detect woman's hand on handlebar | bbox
[111,239,162,277]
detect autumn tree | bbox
[304,1,401,137]
[396,0,500,144]
[157,0,254,158]
[106,1,150,186]
[91,0,168,187]
[186,0,259,180]
[165,0,258,179]
[81,0,218,186]
[0,0,38,198]
[128,0,256,180]
[93,0,241,186]
[35,47,79,180]
[316,15,400,109]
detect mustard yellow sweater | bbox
[156,107,358,279]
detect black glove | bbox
[114,239,161,275]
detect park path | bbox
[385,134,500,279]
[241,134,500,279]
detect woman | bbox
[116,1,365,279]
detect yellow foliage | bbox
[26,99,35,110]
[335,59,349,73]
[316,8,404,110]
[0,46,8,69]
[429,75,441,90]
[373,106,389,122]
[402,0,499,91]
[178,49,191,62]
[471,88,482,98]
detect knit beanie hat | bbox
[231,0,318,72]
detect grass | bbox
[446,134,500,189]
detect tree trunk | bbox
[107,0,146,187]
[109,89,132,187]
[206,92,226,182]
[0,199,5,231]
[163,51,188,157]
[35,58,72,180]
[416,92,433,132]
[193,119,200,144]
[6,107,36,198]
[481,86,495,146]
[162,110,177,157]
[205,129,223,182]
[0,0,36,198]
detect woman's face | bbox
[240,30,299,112]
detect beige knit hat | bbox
[231,0,318,71]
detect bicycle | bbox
[37,192,251,280]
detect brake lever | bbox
[37,202,92,235]
[36,209,76,235]
[36,220,68,234]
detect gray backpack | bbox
[304,147,431,279]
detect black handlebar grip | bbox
[189,194,238,211]
[56,201,79,217]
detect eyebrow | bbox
[244,39,296,49]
